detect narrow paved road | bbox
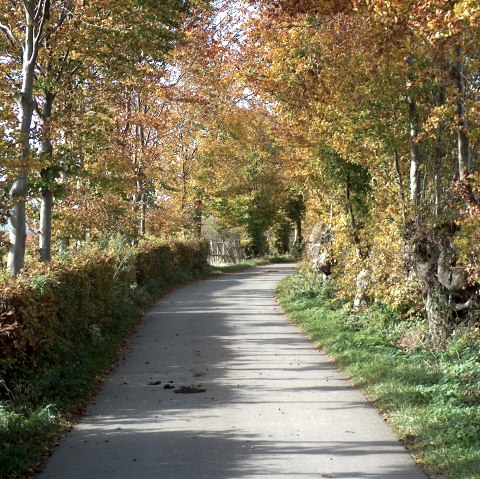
[39,264,427,479]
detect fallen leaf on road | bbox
[174,385,206,394]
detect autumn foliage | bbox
[239,0,480,346]
[0,3,479,477]
[0,239,208,377]
[1,1,479,348]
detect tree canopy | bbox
[1,0,480,346]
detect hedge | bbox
[0,239,209,379]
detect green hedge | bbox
[0,239,209,378]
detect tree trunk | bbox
[132,136,145,238]
[59,236,70,253]
[7,7,38,275]
[138,120,147,237]
[139,191,146,236]
[407,53,421,208]
[193,197,202,238]
[408,225,458,348]
[424,282,451,349]
[394,147,407,222]
[434,125,444,216]
[294,217,302,250]
[40,189,53,261]
[353,269,370,310]
[345,174,370,308]
[39,90,55,262]
[432,86,446,216]
[454,44,470,180]
[8,173,28,275]
[345,173,362,259]
[408,102,421,207]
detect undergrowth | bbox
[276,271,480,479]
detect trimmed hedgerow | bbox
[0,239,209,379]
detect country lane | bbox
[38,263,428,479]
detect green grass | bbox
[276,272,480,479]
[209,254,297,274]
[209,258,271,273]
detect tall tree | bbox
[0,0,68,273]
[0,0,200,272]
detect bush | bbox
[0,239,209,379]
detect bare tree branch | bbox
[32,0,50,61]
[22,0,34,18]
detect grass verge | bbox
[276,272,480,479]
[209,254,297,274]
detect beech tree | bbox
[0,0,70,274]
[0,0,203,272]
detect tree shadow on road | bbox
[39,265,426,479]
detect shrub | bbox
[0,239,209,379]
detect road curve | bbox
[38,264,428,479]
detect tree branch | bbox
[33,0,46,22]
[22,0,34,18]
[0,21,22,48]
[31,0,50,61]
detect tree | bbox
[0,0,68,274]
[0,0,200,272]
[239,0,480,344]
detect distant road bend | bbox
[39,264,428,479]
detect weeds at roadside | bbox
[209,254,296,274]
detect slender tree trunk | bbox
[193,197,202,238]
[345,173,369,308]
[132,123,145,238]
[294,217,302,249]
[394,147,407,222]
[140,191,146,236]
[138,121,147,237]
[408,100,421,206]
[434,125,445,216]
[454,44,470,180]
[181,157,188,239]
[434,148,442,216]
[345,173,362,259]
[406,53,421,209]
[39,90,55,262]
[133,174,145,236]
[40,189,53,261]
[432,86,446,216]
[8,6,37,275]
[59,236,70,253]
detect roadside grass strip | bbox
[276,272,480,479]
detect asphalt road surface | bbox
[38,264,428,479]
